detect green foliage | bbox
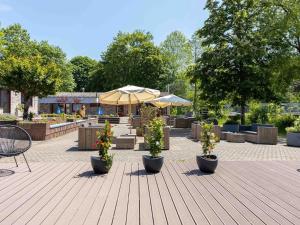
[0,24,75,119]
[160,31,192,94]
[247,102,269,124]
[286,117,300,133]
[140,104,157,127]
[274,114,296,134]
[196,0,282,124]
[145,118,165,158]
[70,56,97,91]
[0,114,17,121]
[90,31,168,91]
[96,120,114,168]
[223,115,241,125]
[200,122,218,156]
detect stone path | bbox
[1,122,300,163]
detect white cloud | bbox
[0,3,12,12]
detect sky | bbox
[0,0,208,60]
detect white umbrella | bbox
[148,94,192,108]
[99,85,160,115]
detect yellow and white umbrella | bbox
[99,85,160,115]
[148,94,192,108]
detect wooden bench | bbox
[115,136,135,149]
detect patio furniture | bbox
[221,131,232,140]
[98,116,120,124]
[120,134,137,144]
[239,124,278,145]
[175,117,196,128]
[144,126,170,150]
[226,133,245,143]
[78,126,104,150]
[115,136,135,149]
[0,125,32,172]
[192,123,221,141]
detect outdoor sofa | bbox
[239,124,278,145]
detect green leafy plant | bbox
[200,123,218,157]
[286,118,300,133]
[140,104,157,127]
[145,118,165,158]
[0,114,17,121]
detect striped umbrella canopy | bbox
[148,94,192,108]
[99,85,160,114]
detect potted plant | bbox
[286,118,300,147]
[143,118,164,173]
[197,122,218,173]
[91,120,114,174]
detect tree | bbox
[91,31,168,91]
[70,56,97,92]
[197,0,280,124]
[160,31,192,93]
[0,24,75,118]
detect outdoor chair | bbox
[0,125,32,172]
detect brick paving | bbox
[1,120,300,163]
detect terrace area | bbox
[1,118,300,225]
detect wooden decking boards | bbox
[0,161,300,225]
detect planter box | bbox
[191,123,221,141]
[18,118,97,141]
[287,132,300,147]
[0,120,17,125]
[98,117,120,124]
[175,117,196,128]
[78,126,104,150]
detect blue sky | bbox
[0,0,208,60]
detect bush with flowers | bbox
[96,120,114,169]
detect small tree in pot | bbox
[143,117,164,173]
[91,120,114,174]
[197,122,218,173]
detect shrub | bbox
[286,117,300,133]
[140,104,157,127]
[145,118,164,158]
[223,114,240,125]
[96,120,114,169]
[272,114,296,134]
[200,122,218,156]
[0,114,17,121]
[247,102,269,124]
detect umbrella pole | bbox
[129,95,132,134]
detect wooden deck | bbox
[0,160,300,225]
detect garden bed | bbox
[18,118,97,140]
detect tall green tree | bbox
[91,31,168,91]
[160,31,192,93]
[197,0,280,124]
[70,56,97,92]
[0,24,75,118]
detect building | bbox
[39,92,169,116]
[0,89,39,116]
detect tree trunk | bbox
[193,81,197,112]
[23,96,31,120]
[240,103,246,125]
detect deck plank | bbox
[111,163,132,225]
[139,165,154,225]
[0,160,299,225]
[126,163,140,225]
[83,162,121,225]
[1,162,80,225]
[98,162,126,225]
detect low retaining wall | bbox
[18,118,97,141]
[98,117,120,124]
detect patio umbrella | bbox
[99,85,160,115]
[148,94,192,108]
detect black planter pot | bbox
[143,155,164,173]
[196,155,218,173]
[91,156,111,174]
